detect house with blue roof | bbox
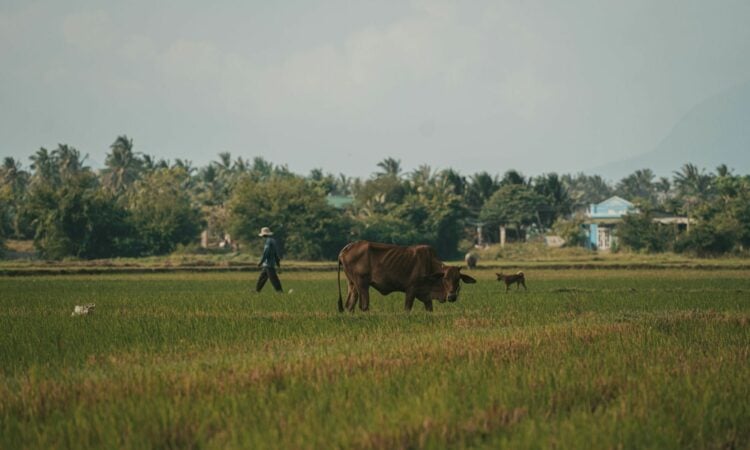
[585,196,636,250]
[584,196,690,251]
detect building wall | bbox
[589,223,598,249]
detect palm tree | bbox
[375,157,402,178]
[616,168,655,204]
[211,152,236,194]
[409,165,433,194]
[233,157,249,173]
[141,154,168,172]
[52,144,88,179]
[142,154,156,172]
[441,168,466,196]
[334,173,353,196]
[1,158,30,238]
[533,173,572,225]
[195,164,226,206]
[250,157,274,181]
[655,177,670,194]
[501,169,527,186]
[172,159,196,176]
[466,172,500,213]
[716,163,732,178]
[102,135,142,193]
[309,168,324,181]
[216,152,232,172]
[201,164,219,184]
[673,163,713,200]
[1,157,27,186]
[1,157,29,198]
[673,163,714,231]
[655,177,671,205]
[584,175,613,203]
[29,147,57,183]
[562,173,613,210]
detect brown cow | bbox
[337,241,477,312]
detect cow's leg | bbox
[352,286,360,312]
[357,280,371,311]
[404,292,416,312]
[345,281,357,312]
[414,294,433,312]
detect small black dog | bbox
[496,271,527,291]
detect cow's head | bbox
[424,266,477,302]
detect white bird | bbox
[71,304,95,316]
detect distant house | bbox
[584,196,689,251]
[585,196,636,250]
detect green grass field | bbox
[1,269,749,449]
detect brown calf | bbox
[496,271,527,291]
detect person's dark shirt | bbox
[260,237,281,268]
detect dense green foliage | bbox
[1,269,748,448]
[229,176,352,260]
[0,181,9,253]
[551,215,588,247]
[2,138,750,259]
[0,211,5,255]
[480,184,546,237]
[9,144,202,258]
[617,211,674,253]
[674,222,737,256]
[671,166,750,255]
[353,166,466,257]
[23,150,135,259]
[126,168,203,255]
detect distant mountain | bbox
[592,81,750,180]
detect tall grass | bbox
[1,270,748,449]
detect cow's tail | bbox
[337,258,344,313]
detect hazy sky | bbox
[2,0,749,178]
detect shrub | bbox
[674,222,736,256]
[229,176,352,260]
[127,168,204,256]
[27,173,137,259]
[618,212,674,253]
[551,215,587,247]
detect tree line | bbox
[1,135,749,259]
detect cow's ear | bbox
[461,274,477,284]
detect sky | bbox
[2,0,750,179]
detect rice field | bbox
[1,269,749,449]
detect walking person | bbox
[255,227,283,293]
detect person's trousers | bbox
[256,267,283,292]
